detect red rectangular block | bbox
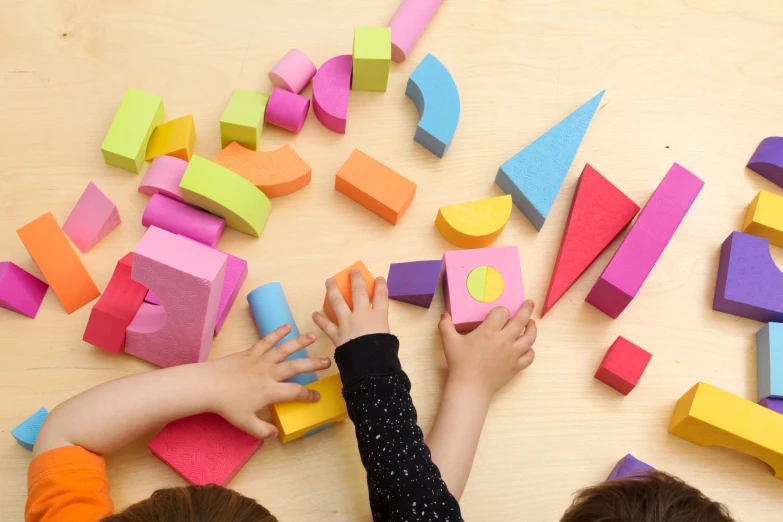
[594,336,652,395]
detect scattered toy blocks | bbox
[406,54,459,158]
[594,336,652,395]
[312,55,352,134]
[495,92,604,231]
[760,397,783,415]
[435,195,512,249]
[101,88,165,173]
[12,408,48,451]
[220,90,269,151]
[387,260,443,308]
[142,193,225,248]
[323,261,376,323]
[542,165,639,317]
[269,373,348,443]
[180,155,272,237]
[62,181,121,253]
[0,262,48,318]
[145,115,196,161]
[747,137,783,189]
[264,88,310,133]
[269,49,317,94]
[352,27,392,92]
[757,323,783,400]
[17,212,100,314]
[606,454,655,481]
[138,155,190,203]
[743,190,783,247]
[387,0,445,62]
[212,142,311,198]
[669,382,783,480]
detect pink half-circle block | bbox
[138,155,189,203]
[312,55,352,134]
[265,88,310,133]
[269,49,317,94]
[388,0,445,62]
[142,193,225,248]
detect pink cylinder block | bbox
[142,193,225,248]
[264,88,310,133]
[138,156,189,203]
[312,55,352,134]
[388,0,445,62]
[269,49,317,94]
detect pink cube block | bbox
[62,182,121,253]
[0,262,48,318]
[142,193,225,248]
[138,155,189,203]
[268,49,317,94]
[265,88,310,133]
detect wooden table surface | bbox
[2,0,783,520]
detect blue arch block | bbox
[405,54,460,158]
[12,407,48,451]
[496,91,605,231]
[757,322,783,400]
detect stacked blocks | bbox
[212,142,311,198]
[142,193,225,248]
[387,260,443,308]
[138,155,189,203]
[62,182,121,253]
[101,87,165,173]
[247,282,317,386]
[269,373,348,443]
[747,137,783,189]
[594,337,651,395]
[606,454,655,481]
[265,88,310,133]
[743,190,783,247]
[757,323,783,400]
[387,0,445,62]
[586,164,704,318]
[12,408,48,451]
[269,49,317,94]
[352,27,392,92]
[220,90,269,150]
[496,92,604,231]
[542,165,639,316]
[406,54,460,158]
[17,212,100,314]
[760,397,783,415]
[0,262,48,318]
[312,55,352,134]
[323,261,376,323]
[335,149,416,225]
[435,195,512,249]
[180,155,272,237]
[145,115,196,161]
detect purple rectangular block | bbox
[606,454,655,481]
[0,262,49,318]
[387,260,443,308]
[760,397,783,415]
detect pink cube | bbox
[62,182,121,253]
[265,88,310,133]
[594,337,652,395]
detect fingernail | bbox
[350,269,359,275]
[313,391,321,400]
[307,332,315,340]
[326,278,335,285]
[321,358,330,365]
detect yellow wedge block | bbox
[435,195,512,248]
[146,115,196,161]
[269,373,348,443]
[743,190,783,248]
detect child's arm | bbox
[426,302,537,499]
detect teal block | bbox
[12,407,48,451]
[302,421,336,439]
[495,91,605,231]
[757,322,783,400]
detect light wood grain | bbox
[2,0,783,520]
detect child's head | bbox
[560,471,737,522]
[101,484,277,522]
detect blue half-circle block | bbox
[302,421,336,439]
[12,407,48,452]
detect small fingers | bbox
[273,383,322,404]
[515,348,536,372]
[251,324,293,355]
[274,356,331,382]
[506,300,535,338]
[312,311,340,345]
[267,332,317,363]
[516,319,537,353]
[372,277,389,312]
[235,415,279,440]
[482,306,511,330]
[326,278,351,322]
[438,312,459,344]
[350,269,370,310]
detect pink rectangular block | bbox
[214,252,248,334]
[125,226,227,367]
[586,164,704,318]
[0,262,49,318]
[62,181,121,253]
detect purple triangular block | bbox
[388,260,443,309]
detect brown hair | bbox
[560,471,736,522]
[101,484,278,522]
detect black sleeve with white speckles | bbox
[335,334,464,522]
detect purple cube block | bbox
[606,454,655,481]
[387,260,443,308]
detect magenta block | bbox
[0,262,48,318]
[586,164,704,318]
[62,181,121,253]
[747,137,783,188]
[145,290,162,306]
[312,55,351,134]
[606,454,655,481]
[214,251,248,334]
[265,88,310,133]
[138,155,189,203]
[760,397,783,415]
[142,193,225,248]
[387,260,442,308]
[268,49,317,94]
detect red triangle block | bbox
[542,164,640,317]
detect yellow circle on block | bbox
[466,266,504,303]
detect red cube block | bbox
[594,336,652,395]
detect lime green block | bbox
[101,88,165,173]
[220,90,269,151]
[352,27,391,92]
[179,155,272,237]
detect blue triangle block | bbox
[12,407,48,451]
[495,91,605,231]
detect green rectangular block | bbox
[352,27,391,92]
[220,90,270,151]
[101,88,165,173]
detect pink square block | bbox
[594,336,652,395]
[0,262,48,318]
[62,181,121,253]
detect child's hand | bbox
[438,300,537,403]
[204,324,331,439]
[312,270,390,347]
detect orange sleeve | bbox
[25,446,113,522]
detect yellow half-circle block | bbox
[436,195,512,248]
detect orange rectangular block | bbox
[17,212,100,314]
[323,261,376,323]
[335,149,416,225]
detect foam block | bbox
[387,0,445,62]
[125,227,226,367]
[180,155,272,237]
[713,232,783,323]
[0,262,48,318]
[323,261,376,324]
[442,246,525,333]
[269,373,348,443]
[220,90,269,151]
[594,336,652,395]
[269,49,317,94]
[247,282,317,386]
[435,195,512,248]
[212,142,311,198]
[406,54,460,158]
[142,193,225,248]
[149,413,262,487]
[542,165,639,317]
[62,182,121,253]
[760,397,783,415]
[496,92,604,230]
[606,454,655,481]
[387,260,442,308]
[101,87,165,173]
[312,55,352,134]
[669,382,783,480]
[11,408,48,451]
[747,137,783,188]
[83,253,148,354]
[335,149,417,225]
[17,213,100,314]
[352,27,392,92]
[263,88,310,133]
[586,164,704,318]
[743,190,783,247]
[213,250,247,335]
[138,155,189,203]
[757,323,783,400]
[145,115,196,161]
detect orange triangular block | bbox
[542,164,640,317]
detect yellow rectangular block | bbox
[743,190,783,247]
[145,115,196,161]
[220,90,269,151]
[101,88,165,173]
[269,373,348,443]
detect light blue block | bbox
[12,407,48,452]
[495,91,605,231]
[302,421,336,439]
[757,322,783,400]
[405,54,460,158]
[247,283,317,386]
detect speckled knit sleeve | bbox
[335,334,463,522]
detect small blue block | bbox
[757,322,783,400]
[405,54,460,158]
[12,407,48,451]
[495,91,605,231]
[302,421,336,439]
